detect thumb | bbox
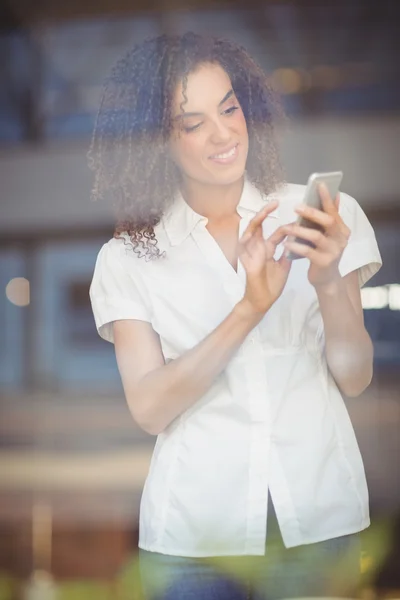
[278,252,292,272]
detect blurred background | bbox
[0,0,399,598]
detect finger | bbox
[264,226,293,261]
[317,182,338,217]
[238,239,253,266]
[266,224,291,247]
[283,240,320,261]
[254,222,264,242]
[241,201,278,243]
[319,187,349,235]
[246,232,263,258]
[284,240,339,266]
[240,200,279,244]
[277,251,292,272]
[284,224,330,251]
[239,225,266,260]
[295,203,335,230]
[238,228,261,253]
[239,239,266,273]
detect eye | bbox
[223,106,239,115]
[183,122,203,133]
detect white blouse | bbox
[90,179,382,557]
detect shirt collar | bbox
[163,178,280,247]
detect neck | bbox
[181,176,245,222]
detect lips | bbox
[209,143,239,163]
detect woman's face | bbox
[169,62,249,188]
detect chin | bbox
[209,164,247,186]
[215,171,246,187]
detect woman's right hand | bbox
[238,201,292,317]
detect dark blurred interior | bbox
[0,0,399,598]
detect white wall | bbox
[1,114,399,233]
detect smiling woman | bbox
[88,33,284,260]
[88,32,382,600]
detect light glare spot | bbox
[388,284,400,310]
[5,277,30,307]
[272,68,303,94]
[361,285,400,310]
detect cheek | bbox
[171,134,206,169]
[235,110,248,137]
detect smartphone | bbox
[286,170,343,260]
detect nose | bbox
[209,117,231,144]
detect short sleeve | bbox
[338,192,382,287]
[89,240,151,343]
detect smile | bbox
[209,143,239,163]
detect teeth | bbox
[212,145,236,159]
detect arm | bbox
[315,271,373,397]
[283,184,374,398]
[114,302,261,435]
[114,202,291,435]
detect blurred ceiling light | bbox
[343,62,375,87]
[6,277,30,307]
[310,65,343,90]
[298,68,312,92]
[388,284,400,310]
[361,285,400,310]
[272,68,302,94]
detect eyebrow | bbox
[175,89,235,119]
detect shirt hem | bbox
[283,516,370,549]
[138,517,370,557]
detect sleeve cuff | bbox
[339,239,382,288]
[93,297,151,343]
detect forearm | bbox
[131,300,263,435]
[316,278,373,397]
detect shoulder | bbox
[92,235,152,290]
[96,235,146,268]
[336,190,363,220]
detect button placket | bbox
[192,222,245,306]
[245,421,271,553]
[244,331,274,553]
[193,219,273,553]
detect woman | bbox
[89,33,382,600]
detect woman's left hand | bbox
[283,183,351,288]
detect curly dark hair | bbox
[88,32,285,259]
